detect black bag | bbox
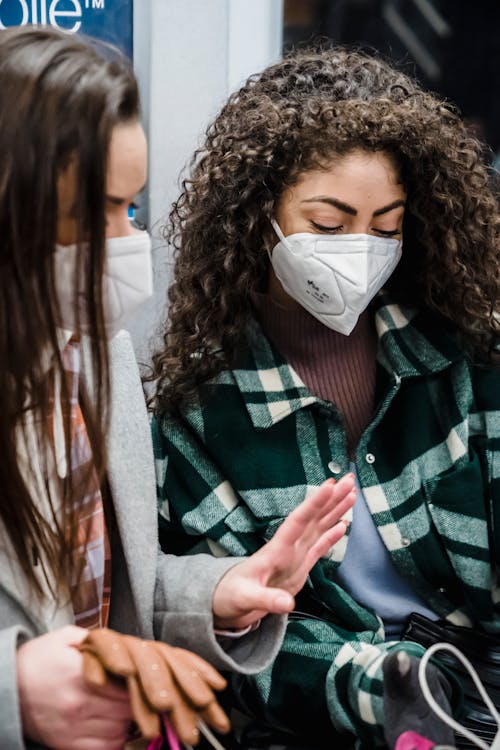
[402,612,500,748]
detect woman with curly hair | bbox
[151,47,500,749]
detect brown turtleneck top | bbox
[252,293,378,455]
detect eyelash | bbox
[129,201,140,210]
[376,229,401,237]
[311,221,400,237]
[311,221,342,233]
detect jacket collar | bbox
[232,320,317,430]
[374,293,463,379]
[231,294,463,431]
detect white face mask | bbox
[54,231,153,339]
[269,219,402,335]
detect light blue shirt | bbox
[335,467,438,638]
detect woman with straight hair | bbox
[151,46,500,749]
[0,27,355,750]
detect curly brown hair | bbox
[151,47,500,413]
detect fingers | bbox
[310,474,356,519]
[300,474,355,520]
[304,519,350,565]
[78,629,231,747]
[201,701,231,735]
[168,649,227,692]
[273,474,355,546]
[127,674,161,740]
[81,651,107,688]
[123,637,174,713]
[151,644,220,709]
[168,696,201,746]
[313,488,356,532]
[124,637,229,744]
[79,628,135,677]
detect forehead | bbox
[106,121,148,198]
[292,150,406,203]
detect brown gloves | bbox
[78,628,230,745]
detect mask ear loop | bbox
[270,218,287,244]
[267,218,295,264]
[418,642,500,750]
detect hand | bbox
[17,626,132,750]
[212,473,356,629]
[79,628,230,745]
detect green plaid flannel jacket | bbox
[153,294,500,747]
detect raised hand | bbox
[212,473,355,629]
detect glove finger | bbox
[201,700,231,735]
[153,643,216,708]
[127,674,161,740]
[170,648,227,691]
[124,636,175,713]
[81,650,108,688]
[81,628,135,676]
[168,697,201,746]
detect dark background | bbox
[284,0,500,161]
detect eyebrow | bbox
[301,196,406,217]
[373,199,406,217]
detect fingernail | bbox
[326,478,336,485]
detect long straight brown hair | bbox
[0,26,140,599]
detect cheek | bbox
[105,208,135,239]
[55,215,79,246]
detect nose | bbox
[348,218,372,235]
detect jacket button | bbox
[328,460,341,475]
[366,453,375,464]
[400,537,411,547]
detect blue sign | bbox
[0,0,133,57]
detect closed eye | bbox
[373,228,400,237]
[310,220,343,233]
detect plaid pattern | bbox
[52,337,112,629]
[153,294,500,747]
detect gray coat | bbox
[0,331,285,750]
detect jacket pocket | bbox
[423,451,491,593]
